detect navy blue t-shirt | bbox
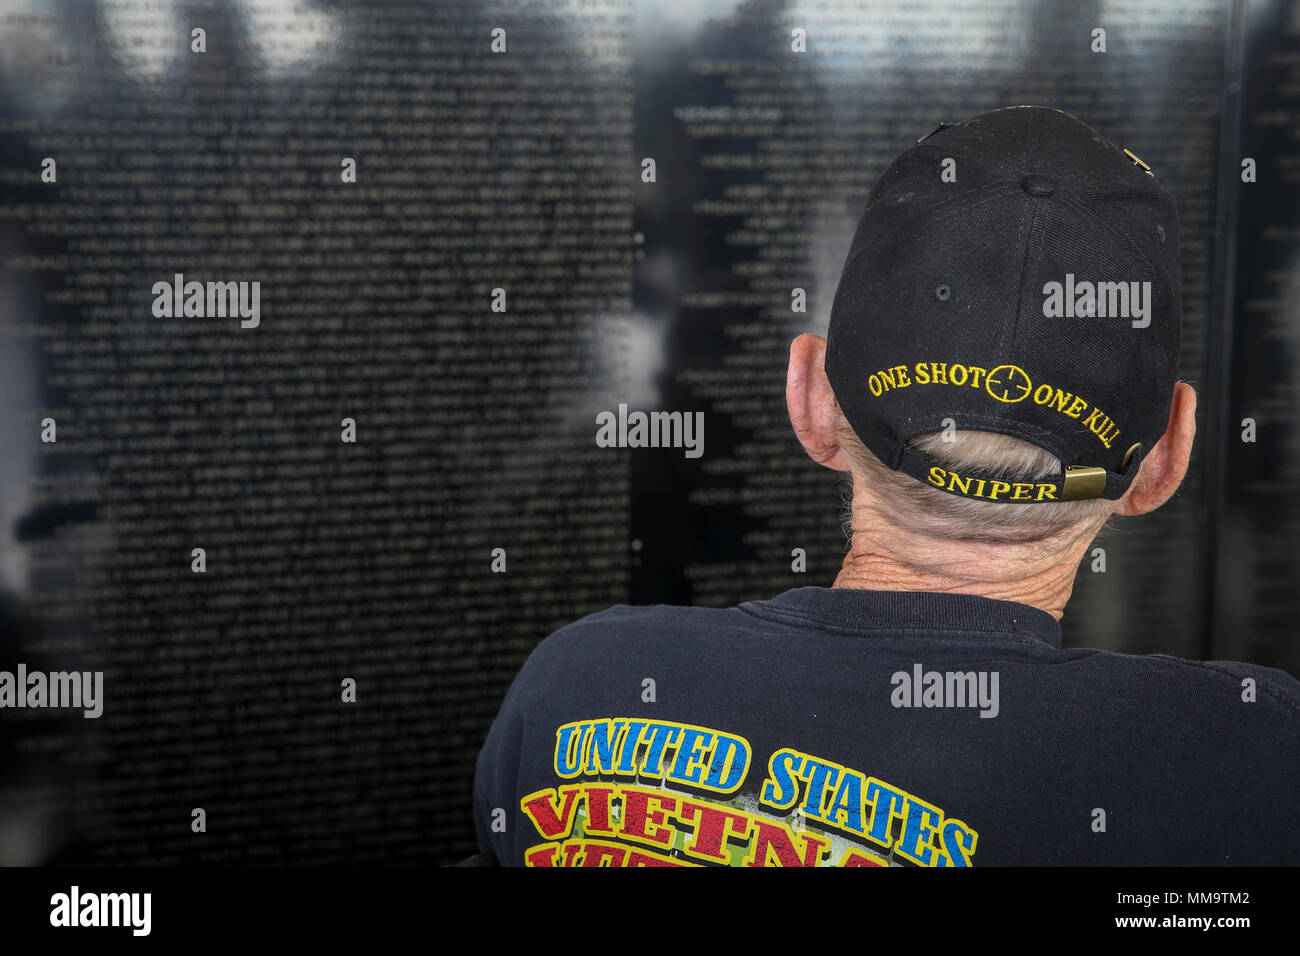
[473,587,1300,866]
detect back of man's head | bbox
[822,107,1189,543]
[833,419,1115,545]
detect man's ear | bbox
[787,333,852,472]
[1113,382,1197,517]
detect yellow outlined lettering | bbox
[936,817,980,867]
[863,777,908,851]
[742,818,831,868]
[621,786,678,848]
[893,793,946,867]
[795,754,848,820]
[675,799,756,865]
[520,785,584,840]
[760,748,805,811]
[668,726,714,785]
[838,846,889,867]
[583,718,626,775]
[579,784,619,837]
[553,720,590,779]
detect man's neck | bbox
[831,502,1103,622]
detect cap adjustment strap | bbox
[890,442,1135,504]
[1060,465,1108,501]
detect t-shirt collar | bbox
[740,586,1063,650]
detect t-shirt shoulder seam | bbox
[1146,655,1300,717]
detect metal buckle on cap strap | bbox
[1060,465,1108,500]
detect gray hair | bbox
[835,415,1117,546]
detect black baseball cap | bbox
[825,106,1182,504]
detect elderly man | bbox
[471,106,1298,866]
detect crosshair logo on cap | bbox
[985,364,1032,402]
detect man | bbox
[472,106,1299,866]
